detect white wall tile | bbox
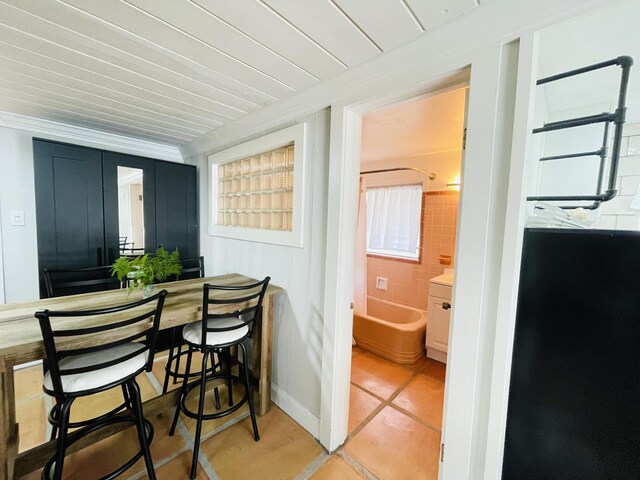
[628,135,640,156]
[619,137,629,157]
[620,175,640,196]
[623,123,640,137]
[615,156,640,176]
[593,214,616,229]
[616,214,640,231]
[600,194,631,214]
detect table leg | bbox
[0,359,18,480]
[258,295,274,416]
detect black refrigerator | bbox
[503,228,640,479]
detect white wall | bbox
[185,109,329,433]
[0,116,182,304]
[0,127,41,303]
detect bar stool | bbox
[35,290,168,480]
[169,277,270,479]
[161,256,207,393]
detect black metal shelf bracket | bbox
[527,55,633,210]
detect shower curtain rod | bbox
[359,167,436,181]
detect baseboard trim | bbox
[0,111,182,162]
[271,384,320,439]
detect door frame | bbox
[319,39,523,479]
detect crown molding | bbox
[0,111,183,162]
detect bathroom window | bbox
[208,123,307,248]
[366,184,423,260]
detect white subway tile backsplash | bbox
[619,137,629,157]
[600,194,631,214]
[623,123,640,137]
[616,214,640,231]
[620,175,640,195]
[628,135,640,156]
[615,156,640,176]
[593,215,617,229]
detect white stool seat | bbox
[44,343,148,394]
[183,316,248,346]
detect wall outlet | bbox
[376,276,388,291]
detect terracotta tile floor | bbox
[13,348,446,479]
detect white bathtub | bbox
[353,296,427,364]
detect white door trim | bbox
[320,36,522,478]
[482,30,540,479]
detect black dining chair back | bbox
[37,290,167,401]
[180,256,205,280]
[35,290,167,480]
[42,266,122,298]
[160,256,204,283]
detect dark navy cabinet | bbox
[34,138,198,298]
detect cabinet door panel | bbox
[155,162,198,258]
[34,139,105,297]
[427,295,450,353]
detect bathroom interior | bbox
[345,86,466,473]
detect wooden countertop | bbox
[0,273,282,371]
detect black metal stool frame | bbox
[169,277,270,480]
[35,290,167,480]
[160,256,210,393]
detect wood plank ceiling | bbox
[0,0,478,147]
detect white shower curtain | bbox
[354,176,368,317]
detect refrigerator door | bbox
[503,228,640,480]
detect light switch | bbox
[10,210,25,226]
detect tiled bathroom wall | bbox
[367,191,458,311]
[593,122,640,230]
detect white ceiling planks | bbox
[0,34,227,126]
[0,71,211,137]
[0,97,193,144]
[331,0,424,51]
[0,0,266,113]
[405,0,479,31]
[60,0,295,99]
[190,0,347,78]
[0,0,480,146]
[263,0,381,67]
[125,0,319,91]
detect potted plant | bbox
[112,247,182,296]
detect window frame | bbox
[208,123,307,248]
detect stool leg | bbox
[49,403,59,441]
[190,350,210,480]
[127,380,156,480]
[173,343,184,386]
[169,346,193,436]
[240,343,260,442]
[121,384,131,408]
[51,398,73,480]
[162,327,179,394]
[225,347,233,407]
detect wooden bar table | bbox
[0,273,282,480]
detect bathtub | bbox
[353,296,427,364]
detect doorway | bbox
[342,87,465,478]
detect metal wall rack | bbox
[527,56,633,210]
